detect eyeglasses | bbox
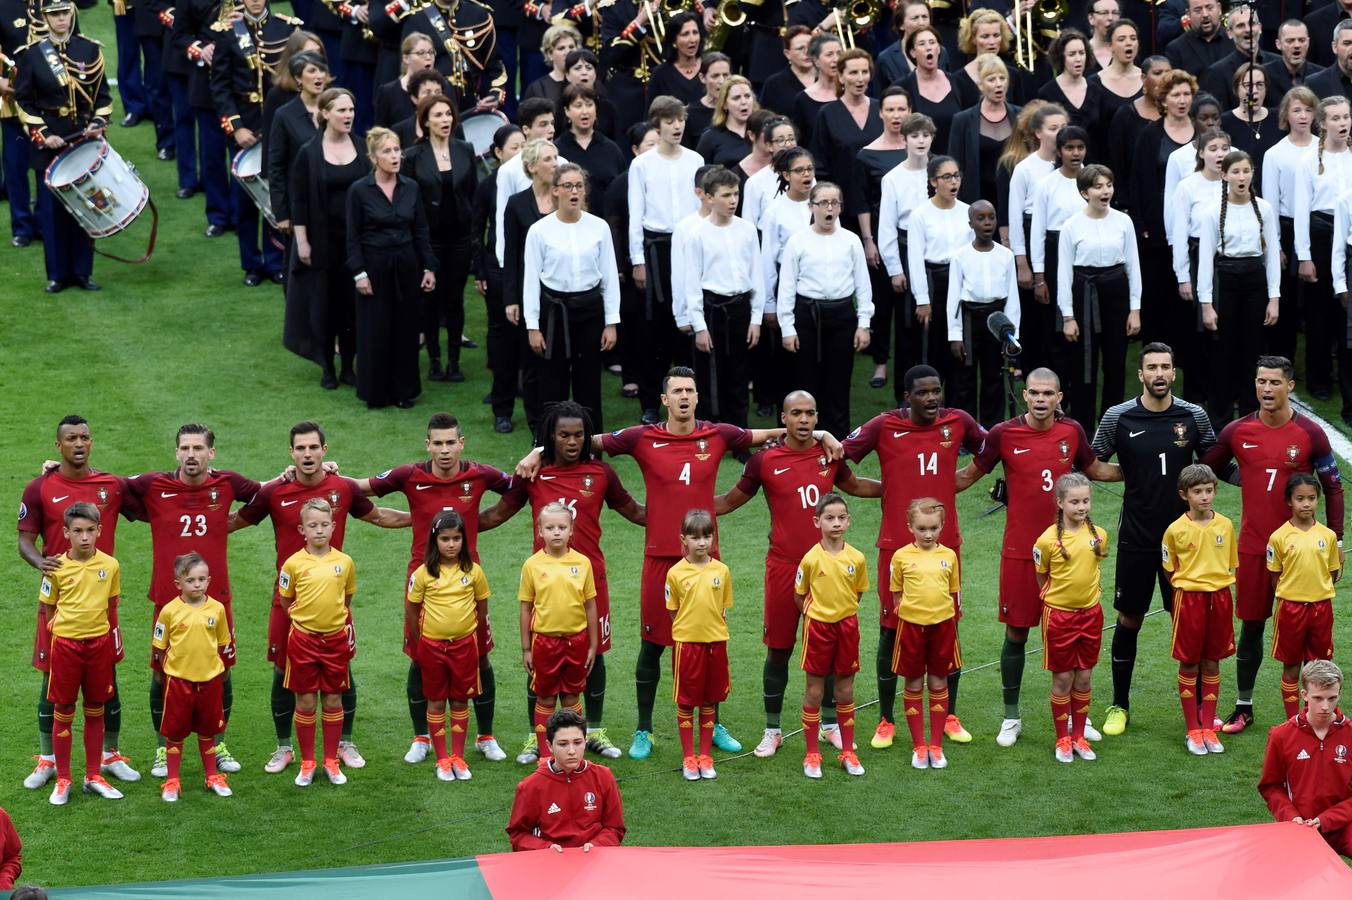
[811,199,842,208]
[409,48,435,57]
[789,165,815,175]
[934,172,962,181]
[769,136,796,146]
[557,182,586,192]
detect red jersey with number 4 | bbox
[18,469,134,555]
[501,460,634,580]
[369,460,512,566]
[126,470,262,605]
[1201,413,1344,555]
[735,445,850,565]
[844,408,985,550]
[602,421,752,558]
[974,415,1095,559]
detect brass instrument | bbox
[831,0,878,51]
[1011,0,1063,71]
[707,0,745,51]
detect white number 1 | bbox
[1159,452,1167,476]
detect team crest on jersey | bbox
[584,791,597,810]
[712,576,721,587]
[208,487,220,509]
[846,564,855,575]
[940,425,953,448]
[97,569,107,580]
[580,474,594,497]
[1058,440,1070,462]
[570,566,580,576]
[329,489,341,508]
[940,559,949,569]
[334,565,343,575]
[1319,539,1327,550]
[97,487,109,505]
[207,616,216,627]
[1173,422,1190,447]
[1336,745,1349,764]
[1286,445,1301,466]
[461,575,471,586]
[1216,534,1224,546]
[695,439,710,461]
[461,481,472,495]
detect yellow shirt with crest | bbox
[1267,521,1341,602]
[1160,512,1237,592]
[279,547,356,634]
[408,561,491,641]
[38,550,119,640]
[665,557,733,643]
[889,543,960,625]
[519,548,596,635]
[153,596,232,681]
[1033,523,1109,611]
[795,542,869,624]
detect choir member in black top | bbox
[791,33,842,147]
[952,9,1011,106]
[503,138,560,432]
[899,26,962,155]
[268,51,329,233]
[555,84,626,216]
[373,33,436,127]
[759,25,815,118]
[646,12,705,106]
[811,48,882,207]
[521,23,580,108]
[1038,30,1103,152]
[697,74,757,165]
[682,52,731,149]
[391,69,453,148]
[1221,63,1282,193]
[1108,54,1169,216]
[561,49,619,141]
[950,54,1018,204]
[1088,19,1144,147]
[1164,0,1232,76]
[261,31,323,160]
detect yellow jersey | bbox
[279,547,356,634]
[519,548,596,636]
[407,561,491,641]
[38,550,118,640]
[152,597,232,681]
[1160,512,1237,592]
[796,542,869,624]
[1033,523,1109,611]
[889,543,960,625]
[665,557,733,643]
[1267,521,1341,602]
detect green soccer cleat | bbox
[711,723,742,753]
[1102,705,1129,736]
[213,742,242,773]
[586,728,623,759]
[151,746,169,778]
[628,730,654,760]
[515,735,540,766]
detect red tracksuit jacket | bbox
[1259,712,1352,842]
[0,806,22,890]
[506,760,626,851]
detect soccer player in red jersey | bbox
[479,402,645,764]
[1201,356,1345,734]
[355,412,514,764]
[231,422,409,773]
[18,416,141,790]
[955,368,1120,748]
[125,423,266,776]
[842,366,985,750]
[715,390,880,758]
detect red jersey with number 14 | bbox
[602,421,752,558]
[18,469,134,555]
[369,460,512,566]
[501,460,634,580]
[974,415,1095,559]
[844,408,985,550]
[735,445,850,565]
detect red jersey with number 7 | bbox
[368,460,512,568]
[500,460,634,581]
[973,415,1096,559]
[735,445,850,565]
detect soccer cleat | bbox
[205,773,233,797]
[1202,729,1225,754]
[753,728,782,758]
[911,746,930,770]
[1185,730,1208,756]
[682,755,701,781]
[711,722,741,753]
[151,746,169,778]
[100,750,142,782]
[475,735,507,762]
[1221,708,1254,735]
[698,754,717,779]
[1083,718,1102,742]
[628,730,654,760]
[436,757,457,782]
[265,746,294,774]
[996,718,1023,747]
[1055,736,1074,764]
[820,723,843,751]
[50,777,72,806]
[1102,705,1129,736]
[404,735,432,763]
[586,729,623,759]
[944,714,972,743]
[24,755,57,789]
[213,743,241,774]
[928,745,948,769]
[870,720,895,749]
[83,775,124,799]
[450,756,472,781]
[338,741,366,768]
[803,751,823,779]
[1072,737,1097,761]
[161,778,181,803]
[323,758,347,785]
[516,735,540,765]
[839,751,865,776]
[294,760,317,787]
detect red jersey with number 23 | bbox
[974,416,1095,559]
[501,460,634,581]
[736,445,850,565]
[369,460,512,568]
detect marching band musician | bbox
[208,0,299,286]
[14,0,112,293]
[172,0,234,238]
[400,0,507,114]
[0,0,39,247]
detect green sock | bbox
[763,652,789,729]
[340,671,356,740]
[1001,637,1026,719]
[38,673,54,756]
[1235,621,1266,704]
[635,640,663,733]
[474,663,496,736]
[271,669,294,745]
[876,627,897,723]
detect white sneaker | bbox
[928,747,948,769]
[1203,730,1225,754]
[839,753,865,776]
[911,748,930,769]
[49,777,72,805]
[698,755,717,779]
[338,741,366,768]
[1072,737,1097,761]
[753,728,782,758]
[265,746,294,774]
[516,735,540,766]
[404,736,431,764]
[475,736,507,761]
[820,723,843,751]
[323,759,347,785]
[100,751,141,782]
[211,743,241,774]
[161,779,180,803]
[996,718,1023,747]
[294,761,316,786]
[1185,731,1208,756]
[1083,718,1103,742]
[1055,738,1074,764]
[83,776,124,799]
[205,774,233,797]
[803,753,823,779]
[436,758,457,782]
[24,756,56,789]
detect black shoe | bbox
[394,399,415,409]
[320,371,339,390]
[339,368,356,386]
[446,369,465,383]
[428,358,445,380]
[1313,388,1332,402]
[621,384,639,399]
[156,147,175,161]
[243,272,263,287]
[11,234,31,247]
[460,336,478,348]
[70,276,100,291]
[119,112,142,127]
[44,280,65,294]
[481,392,492,404]
[205,224,227,238]
[366,401,388,410]
[640,408,658,425]
[756,403,773,418]
[268,271,285,285]
[176,186,198,200]
[494,416,513,433]
[869,375,887,389]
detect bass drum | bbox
[460,110,510,178]
[45,138,150,239]
[231,143,278,228]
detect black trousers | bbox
[791,296,857,439]
[286,259,355,375]
[752,315,793,412]
[920,262,955,388]
[1062,265,1130,435]
[1137,240,1177,350]
[1270,216,1300,363]
[424,240,472,372]
[1019,216,1056,374]
[866,261,894,365]
[952,300,1008,428]
[618,268,645,388]
[483,266,521,420]
[1302,212,1352,413]
[890,230,918,405]
[355,243,422,406]
[1179,238,1208,406]
[638,231,687,410]
[692,292,752,427]
[531,286,607,433]
[1208,256,1270,425]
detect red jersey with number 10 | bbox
[18,469,134,555]
[735,445,849,565]
[501,460,634,581]
[369,460,512,567]
[973,415,1095,559]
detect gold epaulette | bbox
[209,19,231,31]
[277,12,303,23]
[466,0,493,11]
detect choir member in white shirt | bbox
[741,117,797,230]
[685,167,765,427]
[756,147,815,411]
[1055,164,1142,432]
[776,182,874,438]
[906,155,972,388]
[522,164,623,433]
[1294,96,1352,411]
[627,96,706,422]
[494,99,567,269]
[669,164,717,333]
[1168,128,1227,406]
[1195,151,1280,424]
[1259,87,1317,364]
[945,201,1020,426]
[1005,103,1066,373]
[1029,126,1089,337]
[1161,93,1223,234]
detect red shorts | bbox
[878,548,964,632]
[284,627,352,694]
[892,618,960,679]
[595,577,612,654]
[402,561,488,658]
[47,632,116,705]
[800,615,861,678]
[763,557,802,650]
[672,641,731,708]
[418,634,482,701]
[1236,552,1277,622]
[1170,589,1236,664]
[34,601,124,671]
[1271,599,1335,666]
[641,556,680,646]
[1000,556,1043,629]
[160,673,225,741]
[530,631,589,697]
[154,598,236,669]
[1041,604,1104,672]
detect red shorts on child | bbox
[1271,598,1334,665]
[892,617,960,679]
[284,626,352,694]
[1041,604,1103,672]
[1170,588,1236,664]
[672,640,731,707]
[763,557,801,650]
[530,631,590,697]
[160,673,225,741]
[1236,552,1277,622]
[418,634,482,701]
[800,615,861,678]
[47,632,116,705]
[1000,556,1043,628]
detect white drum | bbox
[231,143,278,228]
[44,138,150,239]
[461,110,509,177]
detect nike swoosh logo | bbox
[773,467,792,475]
[1012,448,1030,455]
[652,442,670,448]
[1129,430,1145,438]
[280,500,299,507]
[892,431,911,438]
[415,484,434,490]
[160,492,178,498]
[52,495,69,502]
[539,475,556,480]
[1242,442,1259,449]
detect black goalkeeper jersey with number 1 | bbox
[1092,397,1217,551]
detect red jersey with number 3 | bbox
[369,460,512,567]
[126,470,262,605]
[602,421,753,558]
[18,469,134,555]
[843,408,985,550]
[501,460,634,580]
[974,416,1095,559]
[735,445,850,565]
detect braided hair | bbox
[1218,149,1263,257]
[771,146,812,198]
[1052,472,1106,561]
[1315,96,1350,176]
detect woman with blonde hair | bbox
[522,24,582,109]
[948,54,1019,205]
[954,10,1012,105]
[697,74,758,165]
[374,33,436,127]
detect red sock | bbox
[295,710,317,764]
[449,707,470,759]
[534,702,554,757]
[1178,672,1199,731]
[1200,673,1221,731]
[1051,693,1071,740]
[837,703,856,755]
[902,689,925,749]
[677,707,695,757]
[928,688,949,749]
[166,740,184,781]
[53,706,75,782]
[1071,689,1091,741]
[1281,677,1300,720]
[802,705,821,756]
[321,709,343,762]
[82,704,105,780]
[428,710,448,761]
[198,736,217,778]
[699,706,715,757]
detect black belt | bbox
[540,283,603,360]
[1312,211,1335,237]
[1071,264,1127,381]
[700,290,751,416]
[795,294,853,363]
[642,228,672,318]
[960,299,1004,366]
